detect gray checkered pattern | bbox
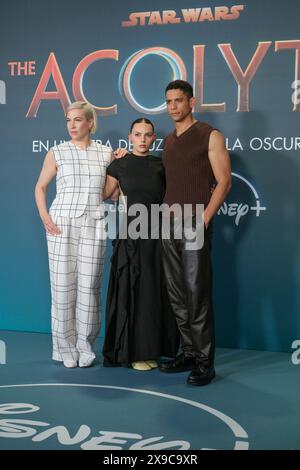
[46,140,110,363]
[47,215,106,363]
[50,141,112,218]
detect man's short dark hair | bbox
[165,80,194,98]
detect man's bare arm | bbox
[204,130,232,226]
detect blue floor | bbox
[0,330,299,450]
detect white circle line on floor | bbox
[0,383,249,449]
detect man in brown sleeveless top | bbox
[159,80,231,385]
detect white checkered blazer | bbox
[49,140,112,219]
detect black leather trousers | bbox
[161,218,215,368]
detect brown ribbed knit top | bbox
[163,121,215,207]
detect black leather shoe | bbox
[187,365,215,386]
[159,353,196,373]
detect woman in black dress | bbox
[102,118,179,371]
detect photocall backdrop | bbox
[0,0,299,352]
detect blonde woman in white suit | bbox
[35,101,118,368]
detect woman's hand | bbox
[113,148,129,159]
[40,212,61,235]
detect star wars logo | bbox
[122,5,245,27]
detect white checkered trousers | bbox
[47,141,111,364]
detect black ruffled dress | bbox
[102,154,179,366]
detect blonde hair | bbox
[66,101,98,134]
